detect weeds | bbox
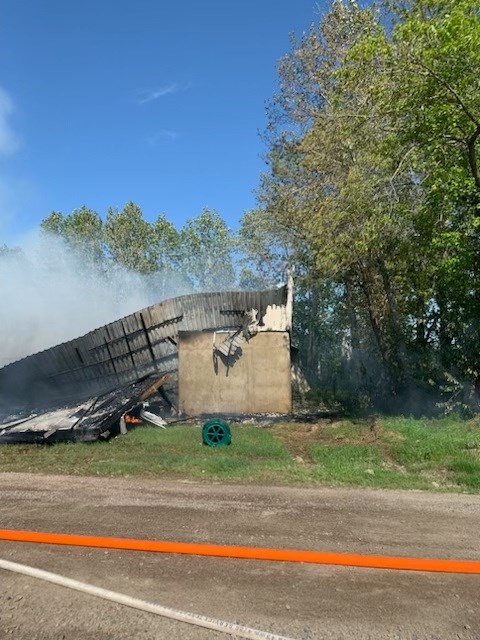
[0,417,479,492]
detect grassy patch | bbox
[380,415,480,487]
[1,417,479,492]
[0,425,292,482]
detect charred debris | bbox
[0,284,293,444]
[0,374,171,444]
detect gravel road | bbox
[0,473,479,639]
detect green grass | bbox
[0,425,292,482]
[1,417,480,492]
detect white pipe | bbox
[0,557,294,640]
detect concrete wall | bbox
[178,331,292,416]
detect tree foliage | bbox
[241,0,480,413]
[105,202,159,274]
[179,208,236,291]
[40,203,236,296]
[41,206,104,263]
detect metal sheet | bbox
[0,286,288,416]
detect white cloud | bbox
[136,83,178,104]
[0,86,20,156]
[146,129,178,145]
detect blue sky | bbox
[0,0,328,244]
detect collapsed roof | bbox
[0,284,292,441]
[0,373,169,444]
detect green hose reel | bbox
[202,418,232,447]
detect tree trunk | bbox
[377,257,409,391]
[437,290,449,367]
[345,275,369,397]
[415,296,426,347]
[467,124,480,194]
[357,267,389,371]
[345,276,360,351]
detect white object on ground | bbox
[139,409,167,428]
[0,557,294,640]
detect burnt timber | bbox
[0,286,291,441]
[0,374,168,444]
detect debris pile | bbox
[0,283,292,444]
[0,374,170,444]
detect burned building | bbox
[0,281,293,443]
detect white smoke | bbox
[0,231,190,367]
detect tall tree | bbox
[255,0,480,411]
[104,201,158,274]
[349,0,480,403]
[237,208,293,288]
[178,208,236,291]
[259,0,417,403]
[41,206,104,262]
[385,0,480,397]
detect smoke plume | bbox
[0,232,189,367]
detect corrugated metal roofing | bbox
[0,286,288,416]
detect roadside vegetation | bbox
[1,417,479,492]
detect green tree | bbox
[153,214,181,272]
[256,0,480,411]
[104,201,158,274]
[259,0,417,404]
[41,206,104,263]
[178,208,236,291]
[237,208,293,288]
[147,213,186,297]
[350,0,480,404]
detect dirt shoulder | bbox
[0,473,479,639]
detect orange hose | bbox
[0,528,478,574]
